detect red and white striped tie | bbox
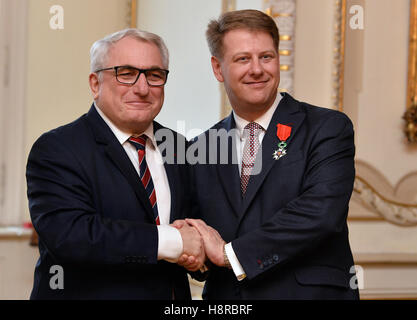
[128,135,160,225]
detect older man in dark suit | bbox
[26,28,204,299]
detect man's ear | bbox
[89,73,100,100]
[211,56,224,83]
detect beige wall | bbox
[294,0,416,187]
[343,0,417,298]
[344,0,415,185]
[23,0,131,219]
[25,0,130,155]
[0,237,38,299]
[293,0,335,108]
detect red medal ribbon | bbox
[276,123,292,141]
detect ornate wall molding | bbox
[351,160,417,226]
[354,176,417,226]
[264,0,296,94]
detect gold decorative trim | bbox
[219,0,236,119]
[130,0,137,28]
[269,12,293,18]
[332,0,346,111]
[220,84,232,119]
[348,215,384,222]
[222,0,236,13]
[404,0,417,143]
[264,0,296,94]
[403,105,417,143]
[406,0,417,110]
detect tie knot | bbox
[128,135,147,151]
[243,122,263,138]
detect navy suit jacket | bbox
[191,93,359,299]
[26,105,191,300]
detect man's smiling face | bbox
[90,36,165,134]
[211,28,280,120]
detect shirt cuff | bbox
[225,242,246,281]
[157,225,183,263]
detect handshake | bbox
[171,219,227,272]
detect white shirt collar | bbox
[94,102,156,148]
[233,92,282,138]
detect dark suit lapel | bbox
[240,93,306,216]
[215,114,242,217]
[153,121,178,223]
[86,105,155,222]
[164,163,177,223]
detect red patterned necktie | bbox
[128,135,160,225]
[241,122,263,195]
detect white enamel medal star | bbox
[273,141,288,160]
[273,147,286,160]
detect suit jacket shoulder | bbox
[298,98,353,130]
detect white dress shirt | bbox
[226,92,282,280]
[94,103,183,263]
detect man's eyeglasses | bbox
[94,66,169,87]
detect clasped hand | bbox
[171,219,226,272]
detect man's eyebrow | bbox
[119,64,164,70]
[232,50,276,58]
[232,51,249,56]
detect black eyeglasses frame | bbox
[94,65,169,87]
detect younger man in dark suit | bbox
[182,9,359,300]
